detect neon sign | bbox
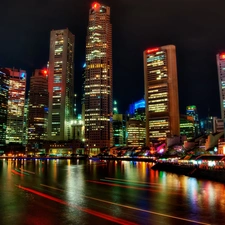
[146,48,159,54]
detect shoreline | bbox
[0,156,156,162]
[152,162,225,183]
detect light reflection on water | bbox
[1,159,225,224]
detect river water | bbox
[0,158,224,225]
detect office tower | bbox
[48,29,75,141]
[84,2,113,154]
[6,68,26,144]
[217,53,225,119]
[0,68,10,151]
[186,105,199,136]
[27,69,48,150]
[22,99,28,146]
[143,45,180,145]
[126,119,146,147]
[129,99,146,121]
[113,114,126,147]
[180,115,195,140]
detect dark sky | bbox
[1,0,225,118]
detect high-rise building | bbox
[6,68,26,144]
[84,2,113,154]
[186,105,200,136]
[48,29,75,141]
[143,45,180,145]
[126,119,146,147]
[180,115,195,140]
[216,53,225,119]
[129,99,146,121]
[0,68,10,151]
[22,99,28,146]
[113,114,126,147]
[27,69,48,150]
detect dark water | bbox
[0,158,224,225]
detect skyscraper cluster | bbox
[0,2,225,156]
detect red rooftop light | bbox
[146,48,159,54]
[220,54,225,60]
[92,2,99,9]
[42,69,48,75]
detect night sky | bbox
[1,0,225,118]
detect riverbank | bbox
[152,162,225,183]
[0,155,156,162]
[0,155,89,160]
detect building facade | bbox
[6,68,26,144]
[126,119,146,147]
[27,69,48,151]
[143,45,180,145]
[84,2,113,154]
[186,105,200,136]
[113,114,126,147]
[48,29,75,141]
[217,53,225,119]
[129,99,146,121]
[180,115,195,140]
[0,68,10,151]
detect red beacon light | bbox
[220,54,225,60]
[42,69,48,75]
[146,48,159,54]
[92,2,99,9]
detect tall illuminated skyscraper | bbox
[48,29,75,141]
[216,53,225,119]
[6,68,26,144]
[143,45,180,145]
[0,68,10,150]
[27,69,48,148]
[84,2,113,154]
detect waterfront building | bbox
[6,68,26,144]
[22,99,28,146]
[71,114,85,141]
[0,68,10,152]
[213,117,224,133]
[180,115,195,140]
[126,118,145,147]
[143,45,180,145]
[200,117,224,134]
[200,117,213,134]
[217,52,225,119]
[129,98,146,121]
[48,28,75,141]
[27,69,48,152]
[84,2,113,154]
[113,114,126,147]
[186,105,200,136]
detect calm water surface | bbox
[0,158,224,225]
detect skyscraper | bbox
[6,68,26,144]
[0,68,10,151]
[216,53,225,119]
[143,45,180,145]
[27,69,48,149]
[186,105,199,136]
[48,29,75,141]
[84,2,113,154]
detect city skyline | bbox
[1,0,225,118]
